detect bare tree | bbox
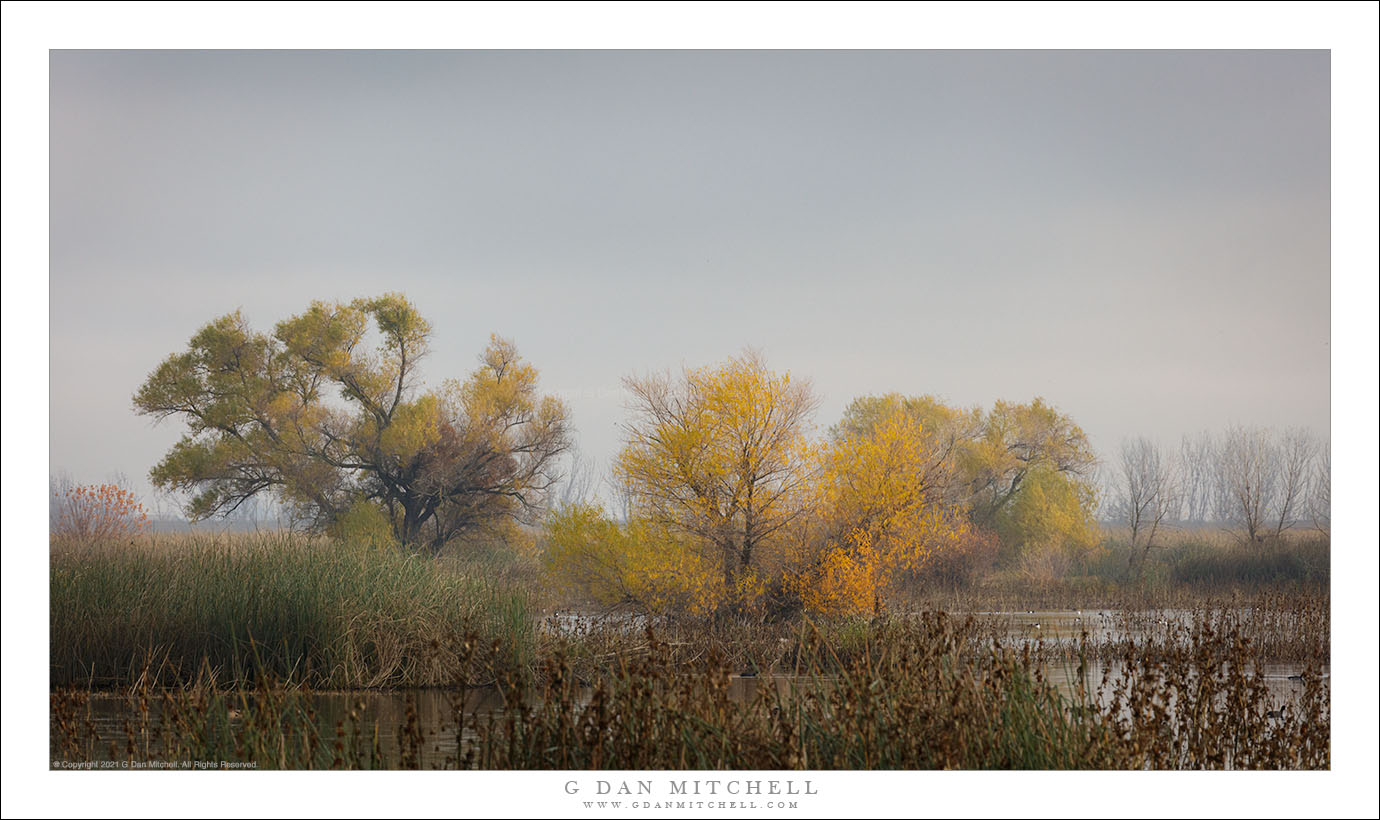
[1215,425,1281,544]
[1182,430,1243,525]
[49,471,76,534]
[1178,432,1216,524]
[1271,428,1319,539]
[1309,444,1330,536]
[555,445,600,508]
[1116,437,1182,577]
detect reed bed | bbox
[50,612,1327,770]
[50,532,1329,770]
[50,532,536,689]
[892,530,1330,611]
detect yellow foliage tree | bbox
[961,398,1097,525]
[838,393,1100,567]
[544,366,1098,618]
[992,463,1101,567]
[830,393,981,506]
[804,407,973,616]
[613,351,820,614]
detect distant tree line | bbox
[1109,427,1329,576]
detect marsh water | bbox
[52,609,1327,770]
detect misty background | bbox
[48,50,1330,520]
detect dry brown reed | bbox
[51,610,1327,770]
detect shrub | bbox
[915,526,1001,588]
[50,481,150,543]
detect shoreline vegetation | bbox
[50,529,1330,690]
[50,530,1329,770]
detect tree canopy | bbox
[134,295,570,551]
[614,351,820,610]
[806,405,975,615]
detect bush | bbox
[914,526,1001,589]
[50,481,150,543]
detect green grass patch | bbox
[50,532,537,689]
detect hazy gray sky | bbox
[49,49,1331,508]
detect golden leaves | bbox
[805,405,961,616]
[377,396,443,462]
[542,503,724,615]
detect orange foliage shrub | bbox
[51,483,151,542]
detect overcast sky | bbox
[48,49,1331,509]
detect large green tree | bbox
[133,294,571,551]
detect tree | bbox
[553,445,600,508]
[991,463,1100,567]
[613,351,820,612]
[50,477,151,543]
[830,393,981,509]
[1214,425,1279,544]
[1309,444,1330,536]
[1114,436,1182,577]
[1174,426,1325,543]
[1272,428,1319,539]
[831,394,1099,566]
[805,405,973,616]
[1177,432,1220,524]
[133,295,571,552]
[962,398,1098,526]
[541,502,723,615]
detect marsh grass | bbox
[50,531,537,689]
[50,612,1328,770]
[1090,528,1330,590]
[49,531,1329,770]
[886,529,1329,611]
[470,615,1131,770]
[1167,537,1330,587]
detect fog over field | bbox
[48,49,1331,509]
